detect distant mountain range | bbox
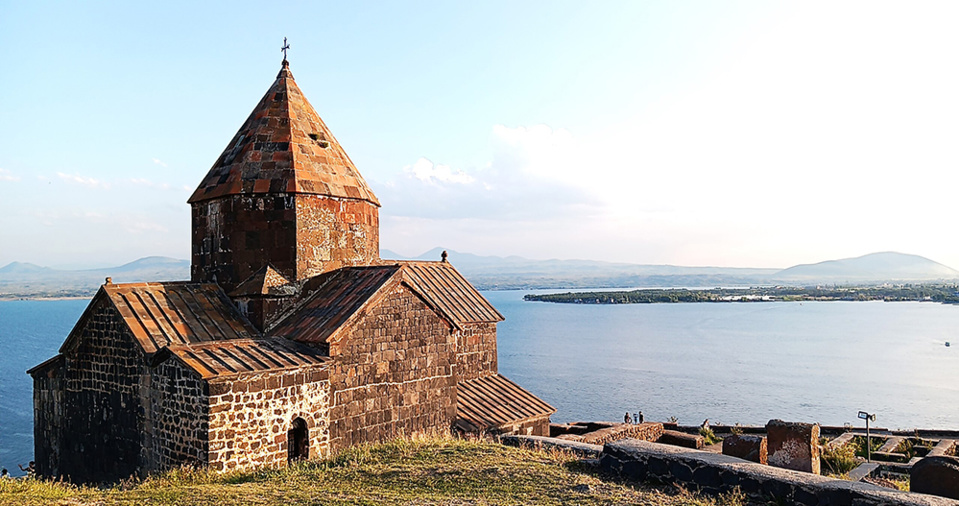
[382,249,959,290]
[2,251,956,298]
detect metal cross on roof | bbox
[281,37,290,60]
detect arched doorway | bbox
[288,417,309,463]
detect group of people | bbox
[623,411,645,424]
[0,461,34,479]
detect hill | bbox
[773,252,959,284]
[0,257,189,299]
[0,435,725,505]
[382,248,779,290]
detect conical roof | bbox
[189,61,379,205]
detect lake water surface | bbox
[2,294,958,476]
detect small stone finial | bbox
[105,277,112,285]
[281,37,290,62]
[441,250,448,263]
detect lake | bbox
[2,293,958,476]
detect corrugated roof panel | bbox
[455,374,555,433]
[402,263,503,324]
[166,338,330,380]
[272,266,399,344]
[103,282,259,355]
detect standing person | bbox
[624,412,631,424]
[638,411,644,424]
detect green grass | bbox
[820,440,858,476]
[0,433,747,505]
[700,427,722,445]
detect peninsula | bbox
[524,284,959,304]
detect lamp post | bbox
[858,410,876,462]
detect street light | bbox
[858,410,877,462]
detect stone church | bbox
[28,59,554,483]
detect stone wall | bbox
[207,367,330,472]
[495,415,551,437]
[295,194,378,280]
[31,357,64,478]
[57,302,144,482]
[192,194,378,292]
[454,322,497,382]
[143,357,209,474]
[327,284,457,450]
[601,439,957,506]
[192,194,297,292]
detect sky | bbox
[2,1,959,270]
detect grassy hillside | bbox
[0,434,745,505]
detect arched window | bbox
[288,417,309,463]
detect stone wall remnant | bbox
[766,419,820,474]
[722,434,768,464]
[911,456,959,500]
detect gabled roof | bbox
[271,261,503,345]
[230,264,297,297]
[400,262,503,324]
[188,60,379,206]
[455,374,556,433]
[162,338,329,380]
[62,282,260,356]
[270,265,400,344]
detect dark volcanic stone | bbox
[911,456,959,500]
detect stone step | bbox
[825,432,856,448]
[930,439,957,457]
[877,436,904,453]
[848,462,880,481]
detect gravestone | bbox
[722,434,767,464]
[766,419,820,474]
[911,456,959,500]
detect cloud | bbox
[57,172,109,189]
[377,125,602,222]
[152,157,168,167]
[0,168,21,182]
[404,158,474,184]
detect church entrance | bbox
[288,418,309,463]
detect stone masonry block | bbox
[766,419,819,474]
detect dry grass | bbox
[0,432,747,506]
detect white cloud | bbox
[404,158,474,184]
[152,157,168,167]
[377,125,602,223]
[0,168,20,182]
[57,172,109,189]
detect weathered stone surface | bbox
[658,430,704,449]
[500,435,603,457]
[576,423,663,445]
[722,434,767,464]
[601,439,959,506]
[766,419,820,474]
[912,456,959,500]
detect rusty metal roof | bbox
[455,374,556,433]
[71,282,260,355]
[188,61,379,206]
[230,264,296,297]
[271,266,400,344]
[399,262,504,325]
[271,262,502,345]
[164,338,329,380]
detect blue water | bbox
[491,291,959,431]
[0,299,88,477]
[2,294,958,476]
